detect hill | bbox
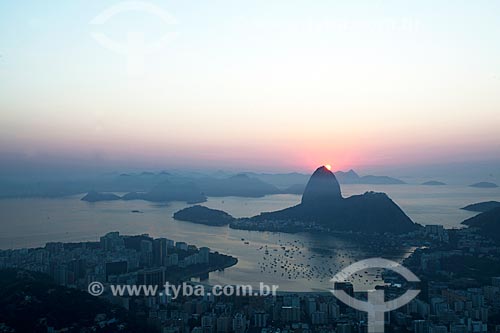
[462,201,500,213]
[462,207,500,242]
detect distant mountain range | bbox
[196,174,281,197]
[246,169,405,191]
[76,168,409,203]
[81,173,281,203]
[5,167,496,201]
[121,180,206,204]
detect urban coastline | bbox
[2,220,500,332]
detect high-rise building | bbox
[253,311,268,328]
[334,282,354,312]
[337,323,352,333]
[137,267,166,286]
[413,320,429,333]
[105,261,128,281]
[140,240,153,267]
[232,313,246,333]
[100,232,124,251]
[175,242,188,251]
[199,247,210,264]
[153,238,168,266]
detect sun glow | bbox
[325,164,332,171]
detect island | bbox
[173,205,235,226]
[469,182,499,188]
[421,181,446,186]
[81,180,207,204]
[81,191,121,202]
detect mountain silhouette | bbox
[248,165,419,234]
[301,166,342,205]
[196,174,281,197]
[462,207,500,242]
[122,180,206,204]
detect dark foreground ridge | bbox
[462,207,500,242]
[0,269,153,332]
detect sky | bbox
[1,0,499,173]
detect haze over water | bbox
[2,184,499,291]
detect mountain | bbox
[123,180,206,204]
[462,201,500,213]
[357,175,406,185]
[469,182,498,188]
[247,166,419,234]
[462,207,500,242]
[283,184,307,195]
[301,166,342,205]
[196,174,281,197]
[421,181,446,186]
[81,191,121,202]
[334,169,360,183]
[243,172,310,189]
[333,170,406,185]
[173,205,235,226]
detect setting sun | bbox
[325,164,332,171]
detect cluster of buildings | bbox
[1,224,500,333]
[116,277,500,333]
[398,226,500,333]
[0,232,211,289]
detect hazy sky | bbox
[1,0,499,172]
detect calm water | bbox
[1,184,499,291]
